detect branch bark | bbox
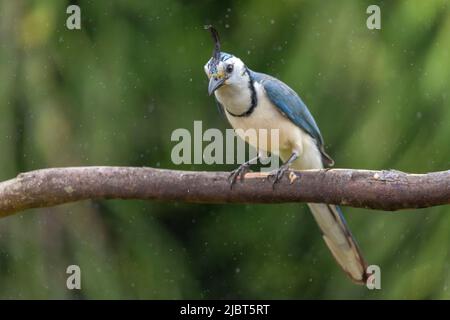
[0,166,449,217]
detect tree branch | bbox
[0,166,448,217]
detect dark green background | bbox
[0,0,449,299]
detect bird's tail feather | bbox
[307,203,368,284]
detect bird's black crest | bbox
[205,25,221,73]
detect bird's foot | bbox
[268,164,291,188]
[228,163,252,188]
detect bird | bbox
[204,26,368,284]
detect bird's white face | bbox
[204,56,247,95]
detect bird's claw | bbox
[268,165,290,189]
[228,163,252,189]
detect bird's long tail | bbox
[307,203,368,284]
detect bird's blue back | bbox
[249,70,334,166]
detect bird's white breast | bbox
[216,82,323,170]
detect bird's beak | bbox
[208,76,225,95]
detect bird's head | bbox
[204,26,247,95]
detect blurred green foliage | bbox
[0,0,449,299]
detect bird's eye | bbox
[226,64,234,73]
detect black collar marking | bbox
[226,68,258,117]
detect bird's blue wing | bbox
[250,70,334,166]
